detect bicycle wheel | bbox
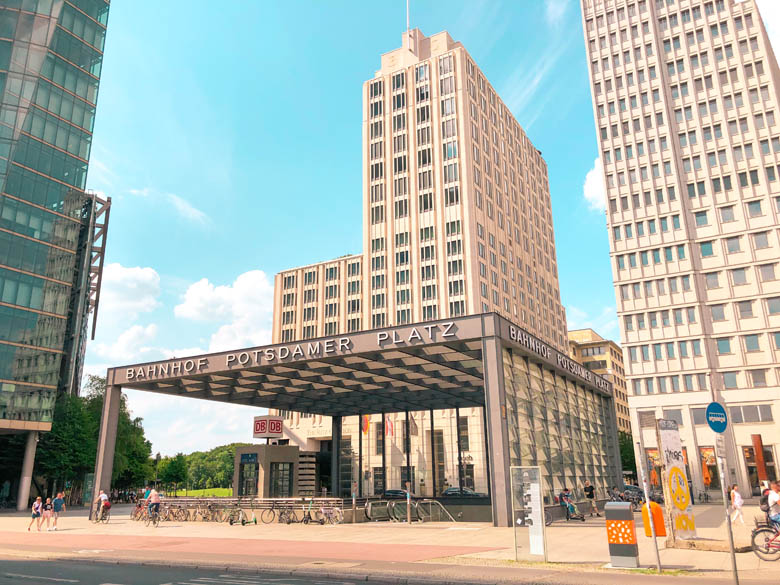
[103,510,111,523]
[544,510,552,526]
[260,508,275,524]
[333,508,343,524]
[752,528,780,561]
[144,513,152,527]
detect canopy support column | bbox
[331,415,342,497]
[482,335,511,527]
[92,383,121,519]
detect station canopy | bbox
[108,314,611,417]
[109,316,490,416]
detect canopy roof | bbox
[108,314,611,417]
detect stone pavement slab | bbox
[0,503,774,583]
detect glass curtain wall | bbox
[502,348,618,504]
[0,0,110,427]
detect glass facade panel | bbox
[0,0,110,426]
[502,348,618,503]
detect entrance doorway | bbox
[237,453,258,497]
[269,462,293,498]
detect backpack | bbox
[759,489,770,513]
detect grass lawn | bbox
[167,487,233,498]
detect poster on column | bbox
[656,419,696,539]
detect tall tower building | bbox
[270,29,571,497]
[0,1,111,509]
[273,29,567,351]
[580,0,780,495]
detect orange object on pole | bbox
[642,501,667,537]
[650,468,659,486]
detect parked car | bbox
[382,489,412,499]
[441,487,488,497]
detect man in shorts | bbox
[584,480,601,517]
[52,492,66,531]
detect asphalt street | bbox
[0,560,359,585]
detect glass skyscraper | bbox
[0,0,110,509]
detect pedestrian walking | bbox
[729,484,744,525]
[52,492,66,531]
[41,497,53,530]
[584,480,601,517]
[27,497,42,532]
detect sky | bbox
[82,0,780,456]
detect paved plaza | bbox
[0,502,775,583]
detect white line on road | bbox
[4,573,79,583]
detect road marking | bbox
[4,574,79,583]
[74,549,115,554]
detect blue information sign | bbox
[705,402,728,433]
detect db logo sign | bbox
[253,415,283,438]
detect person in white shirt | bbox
[729,484,744,525]
[768,481,780,525]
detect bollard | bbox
[605,502,639,568]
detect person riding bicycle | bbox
[147,486,161,518]
[94,490,110,520]
[768,481,780,527]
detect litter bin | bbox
[605,501,639,568]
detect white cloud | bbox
[98,263,161,327]
[567,305,619,340]
[175,270,274,351]
[129,187,209,226]
[501,42,569,120]
[583,157,606,212]
[91,323,159,363]
[123,389,267,456]
[544,0,570,27]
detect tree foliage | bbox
[618,431,636,475]
[33,375,154,492]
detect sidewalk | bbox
[0,503,772,583]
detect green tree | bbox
[35,393,94,489]
[161,453,188,495]
[32,375,155,499]
[618,431,636,476]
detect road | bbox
[0,560,359,585]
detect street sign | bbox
[705,402,728,433]
[253,415,284,438]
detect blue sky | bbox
[83,0,779,455]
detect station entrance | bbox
[94,313,621,526]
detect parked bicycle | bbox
[319,504,343,525]
[260,500,287,524]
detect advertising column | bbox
[656,419,696,540]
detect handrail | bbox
[364,499,391,521]
[416,499,456,522]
